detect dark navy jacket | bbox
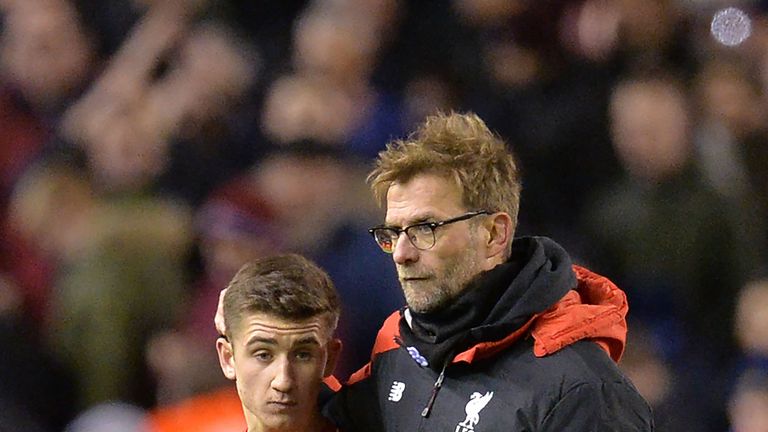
[324,237,654,431]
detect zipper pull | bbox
[421,359,448,417]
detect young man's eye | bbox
[295,351,314,361]
[254,351,273,361]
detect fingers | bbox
[214,288,228,336]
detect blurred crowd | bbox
[0,0,767,431]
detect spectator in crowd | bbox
[728,368,768,432]
[0,273,76,431]
[583,70,763,430]
[733,279,768,376]
[7,160,193,410]
[60,0,260,203]
[261,1,405,161]
[726,279,768,432]
[0,0,105,325]
[0,0,99,115]
[619,320,695,431]
[693,56,768,245]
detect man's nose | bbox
[393,232,419,265]
[271,357,295,392]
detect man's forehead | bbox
[240,313,328,341]
[385,175,464,223]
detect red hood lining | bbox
[347,265,628,384]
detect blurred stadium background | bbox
[1,0,767,430]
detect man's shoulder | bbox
[492,338,633,390]
[327,338,652,431]
[489,339,652,427]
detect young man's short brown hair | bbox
[368,111,522,237]
[222,254,340,341]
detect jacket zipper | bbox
[392,336,452,419]
[421,357,449,417]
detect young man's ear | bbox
[484,212,513,259]
[323,338,343,378]
[216,336,237,380]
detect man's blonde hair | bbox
[368,111,521,235]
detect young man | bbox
[322,112,654,430]
[216,254,342,432]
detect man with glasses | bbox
[322,111,653,431]
[216,112,653,431]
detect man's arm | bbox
[322,374,385,432]
[539,382,654,431]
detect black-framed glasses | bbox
[368,211,489,253]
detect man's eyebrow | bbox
[293,336,322,347]
[246,336,278,348]
[385,214,435,227]
[410,215,435,224]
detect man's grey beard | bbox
[406,267,486,314]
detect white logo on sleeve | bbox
[455,391,494,432]
[388,381,405,402]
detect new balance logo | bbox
[388,381,405,402]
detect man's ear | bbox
[216,337,237,380]
[323,338,343,378]
[484,212,513,259]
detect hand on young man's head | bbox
[214,288,228,337]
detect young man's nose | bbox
[270,357,295,392]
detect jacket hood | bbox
[391,237,627,370]
[530,265,628,362]
[399,237,574,368]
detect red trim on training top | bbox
[347,265,629,384]
[347,312,401,385]
[452,316,538,363]
[324,375,342,392]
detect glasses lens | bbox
[373,229,395,253]
[406,224,435,250]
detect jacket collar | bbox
[395,237,628,368]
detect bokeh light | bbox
[711,7,752,46]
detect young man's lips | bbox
[267,401,297,410]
